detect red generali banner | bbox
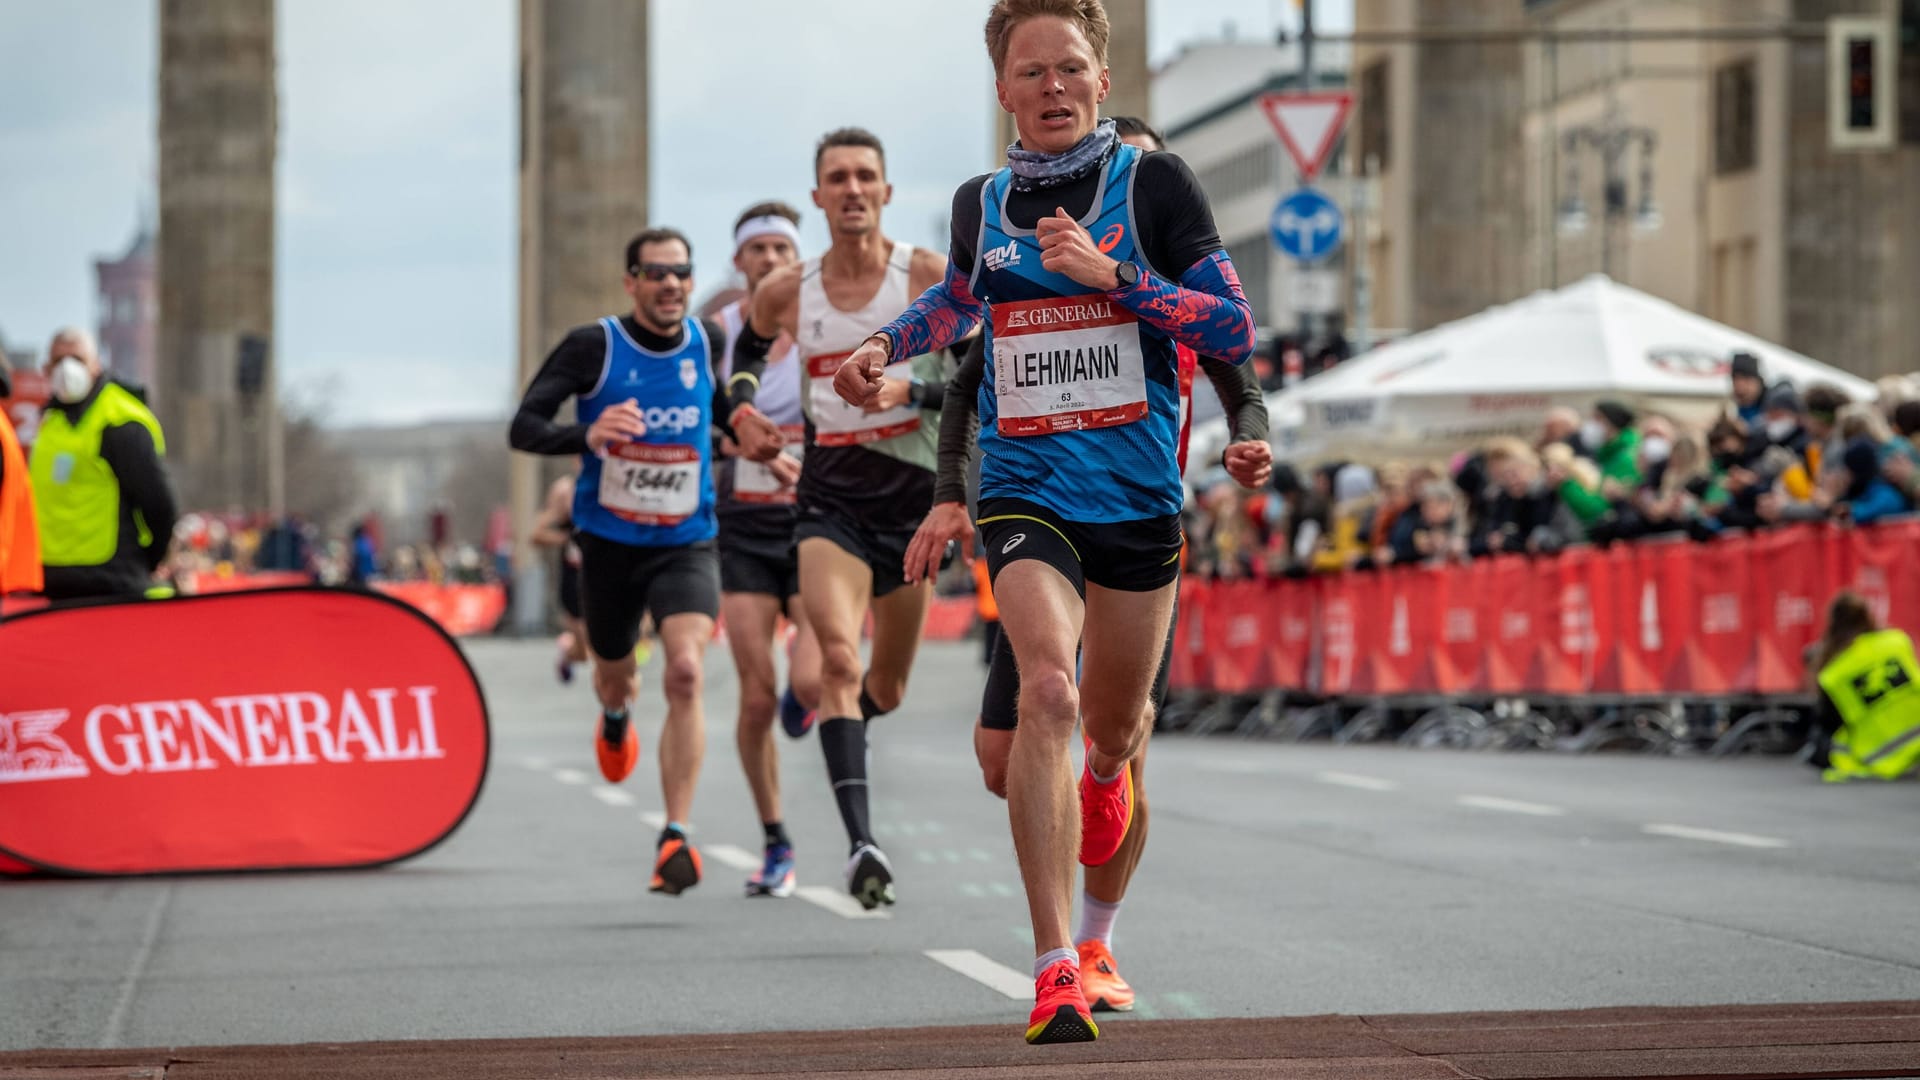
[1167,522,1920,701]
[0,588,489,876]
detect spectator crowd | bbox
[163,512,505,592]
[1183,353,1920,581]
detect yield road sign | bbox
[1258,91,1354,181]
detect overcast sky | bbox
[0,0,1350,426]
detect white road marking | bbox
[924,949,1030,1000]
[639,811,667,830]
[551,768,590,786]
[102,884,171,1048]
[1457,795,1566,817]
[796,886,890,920]
[591,787,635,807]
[1643,823,1789,849]
[1316,771,1401,792]
[705,844,760,871]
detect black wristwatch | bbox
[1111,261,1139,290]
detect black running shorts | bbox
[978,593,1181,731]
[975,498,1181,596]
[794,505,946,598]
[576,532,720,661]
[557,559,583,620]
[720,541,799,606]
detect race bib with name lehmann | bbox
[598,443,701,525]
[807,351,921,447]
[733,425,806,504]
[991,295,1147,437]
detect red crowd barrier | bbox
[921,596,978,642]
[1167,522,1920,700]
[372,582,508,638]
[180,570,313,594]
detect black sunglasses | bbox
[631,262,694,283]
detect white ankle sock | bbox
[1076,894,1121,947]
[1033,946,1077,979]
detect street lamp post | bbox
[1557,106,1661,280]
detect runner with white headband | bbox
[711,200,820,899]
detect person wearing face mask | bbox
[1756,381,1808,450]
[0,354,44,598]
[27,327,175,601]
[1558,399,1642,529]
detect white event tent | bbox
[1186,275,1879,474]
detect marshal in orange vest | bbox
[0,411,43,595]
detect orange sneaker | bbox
[1076,940,1135,1012]
[1078,760,1132,867]
[1025,959,1098,1045]
[649,831,702,896]
[595,717,640,783]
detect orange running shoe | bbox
[1025,958,1098,1044]
[1076,940,1135,1012]
[649,830,702,896]
[1078,760,1132,867]
[595,716,640,783]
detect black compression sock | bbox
[601,708,629,744]
[819,716,873,849]
[764,821,791,849]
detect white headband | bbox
[734,215,802,254]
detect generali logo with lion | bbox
[0,688,449,784]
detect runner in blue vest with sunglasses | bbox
[511,226,784,898]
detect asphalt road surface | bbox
[5,637,1919,1054]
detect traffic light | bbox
[1829,17,1895,150]
[1848,37,1876,130]
[236,334,269,397]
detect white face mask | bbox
[1766,417,1797,441]
[1579,420,1608,449]
[49,357,93,404]
[1641,436,1672,464]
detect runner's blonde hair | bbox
[984,0,1110,75]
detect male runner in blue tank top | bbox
[919,113,1275,1022]
[838,0,1256,1044]
[511,226,783,897]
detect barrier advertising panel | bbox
[0,588,489,875]
[1166,522,1920,703]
